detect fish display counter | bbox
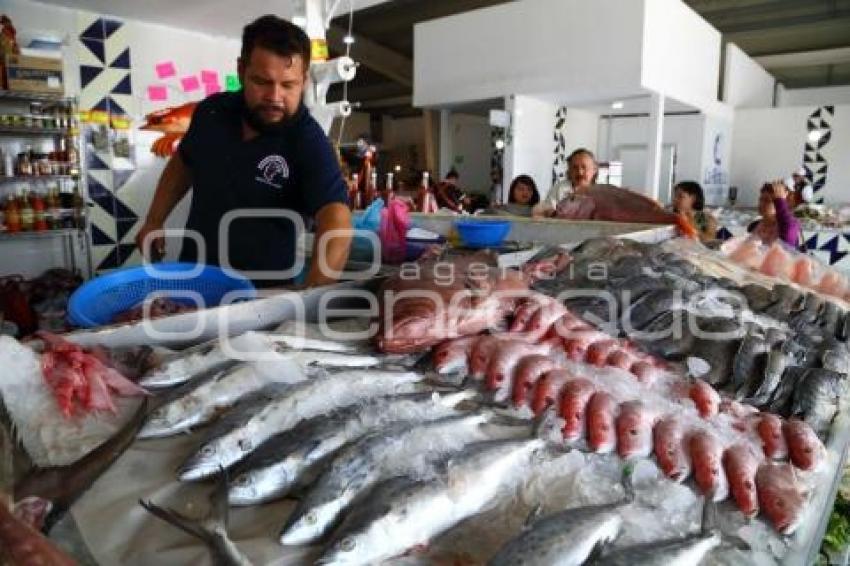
[2,232,850,565]
[715,206,850,276]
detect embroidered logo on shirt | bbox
[256,155,289,188]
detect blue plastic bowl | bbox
[454,219,512,249]
[68,263,256,328]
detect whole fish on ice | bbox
[178,369,424,480]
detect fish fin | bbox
[523,504,544,528]
[621,463,636,504]
[139,499,213,543]
[700,495,719,535]
[533,406,564,443]
[139,471,230,546]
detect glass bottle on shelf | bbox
[32,191,47,232]
[4,194,20,233]
[3,148,12,178]
[19,189,34,231]
[17,151,32,176]
[47,186,61,230]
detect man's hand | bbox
[136,220,166,260]
[305,202,352,288]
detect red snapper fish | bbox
[140,101,198,157]
[376,251,568,354]
[554,184,697,238]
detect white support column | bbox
[644,92,665,200]
[438,108,452,178]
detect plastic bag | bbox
[379,199,410,264]
[353,198,384,232]
[350,198,384,262]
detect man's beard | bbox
[241,101,297,134]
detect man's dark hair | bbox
[674,180,705,211]
[241,15,311,71]
[446,169,460,180]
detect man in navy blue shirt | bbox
[137,15,351,287]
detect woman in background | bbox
[672,181,717,242]
[748,181,801,248]
[508,175,540,206]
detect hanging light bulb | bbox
[494,139,506,150]
[343,35,355,45]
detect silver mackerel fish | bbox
[227,389,477,506]
[177,369,425,481]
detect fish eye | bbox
[201,445,215,457]
[235,474,252,487]
[629,429,637,436]
[238,439,253,452]
[306,512,318,525]
[340,537,356,551]
[776,499,785,508]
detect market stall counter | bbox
[3,227,850,565]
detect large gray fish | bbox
[591,498,721,566]
[139,360,307,439]
[140,332,371,390]
[281,411,528,546]
[488,474,634,566]
[791,368,849,434]
[317,436,547,565]
[178,369,425,481]
[227,389,477,506]
[731,332,770,398]
[745,348,790,407]
[140,473,252,566]
[768,366,808,416]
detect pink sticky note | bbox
[147,85,168,102]
[200,70,219,84]
[155,61,176,79]
[180,75,200,92]
[204,82,221,96]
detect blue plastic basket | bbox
[454,219,512,249]
[68,263,256,328]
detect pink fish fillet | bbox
[690,379,721,419]
[760,243,794,279]
[728,238,766,270]
[791,256,820,287]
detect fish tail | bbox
[139,469,229,547]
[700,494,718,534]
[621,463,636,503]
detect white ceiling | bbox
[35,0,391,39]
[578,95,697,116]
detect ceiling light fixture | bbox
[611,101,625,109]
[394,165,402,172]
[494,139,506,150]
[343,35,355,45]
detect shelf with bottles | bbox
[0,227,84,241]
[0,96,79,136]
[0,90,76,104]
[0,182,86,237]
[0,173,78,184]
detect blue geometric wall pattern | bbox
[802,106,833,204]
